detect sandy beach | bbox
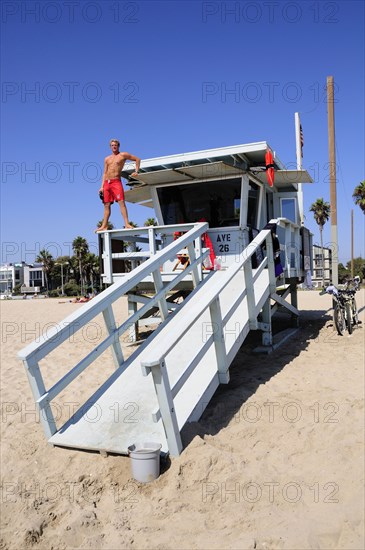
[1,290,364,550]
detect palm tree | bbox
[144,217,157,226]
[83,252,100,292]
[53,255,71,294]
[310,198,331,287]
[352,181,365,213]
[96,220,115,230]
[72,237,89,295]
[36,249,54,291]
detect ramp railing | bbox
[140,217,305,455]
[141,224,279,455]
[18,222,209,441]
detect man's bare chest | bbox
[107,156,125,171]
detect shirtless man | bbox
[95,139,140,232]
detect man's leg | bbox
[95,203,111,232]
[118,200,133,229]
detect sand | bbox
[0,290,364,550]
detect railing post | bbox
[266,235,277,294]
[260,297,272,347]
[284,222,291,276]
[187,242,200,288]
[289,277,299,327]
[102,305,124,369]
[127,295,139,342]
[152,268,169,320]
[194,235,203,282]
[23,358,57,439]
[148,227,156,255]
[149,228,168,315]
[243,262,257,329]
[141,359,183,456]
[103,232,113,284]
[209,297,229,383]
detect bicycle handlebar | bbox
[320,277,360,297]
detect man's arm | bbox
[123,153,141,176]
[100,158,108,192]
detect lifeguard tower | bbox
[18,141,313,457]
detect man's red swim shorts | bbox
[103,178,125,204]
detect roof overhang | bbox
[124,161,245,206]
[124,141,284,173]
[131,161,245,185]
[123,141,313,205]
[253,169,313,189]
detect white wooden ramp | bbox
[48,268,270,455]
[18,222,281,456]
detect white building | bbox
[0,262,45,294]
[0,264,18,294]
[311,244,332,287]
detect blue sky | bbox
[1,0,364,265]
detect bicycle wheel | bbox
[334,304,345,335]
[345,302,353,335]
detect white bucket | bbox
[128,442,162,483]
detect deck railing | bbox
[100,218,303,284]
[100,223,206,283]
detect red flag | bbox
[265,149,274,187]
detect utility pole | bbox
[351,209,354,278]
[327,76,338,285]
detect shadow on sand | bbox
[181,307,333,447]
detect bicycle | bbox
[323,276,361,336]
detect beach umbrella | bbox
[265,149,275,187]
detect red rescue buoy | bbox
[265,149,275,187]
